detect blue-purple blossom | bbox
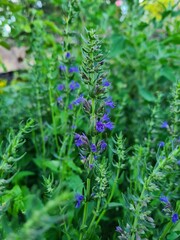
[89,164,94,169]
[96,121,105,133]
[59,65,66,71]
[66,52,71,58]
[68,104,73,110]
[69,66,79,73]
[57,84,65,91]
[159,141,165,147]
[105,121,114,130]
[100,140,107,152]
[105,98,115,108]
[90,143,97,153]
[172,213,179,223]
[57,96,63,103]
[161,121,169,128]
[74,133,88,147]
[73,95,84,105]
[115,226,123,233]
[177,160,180,165]
[101,114,110,122]
[102,78,111,87]
[69,81,80,91]
[160,196,169,203]
[75,194,84,208]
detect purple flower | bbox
[75,194,84,208]
[59,65,66,71]
[74,133,88,147]
[102,78,111,87]
[69,81,80,91]
[161,121,169,128]
[101,114,110,122]
[73,95,84,105]
[115,226,123,233]
[172,213,179,223]
[57,84,65,91]
[89,164,94,169]
[96,121,105,133]
[100,140,107,152]
[68,103,73,110]
[69,66,79,73]
[57,96,63,103]
[159,141,165,148]
[105,98,115,108]
[160,196,169,203]
[177,160,180,165]
[66,52,71,58]
[105,121,114,130]
[90,143,97,153]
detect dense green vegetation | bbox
[0,0,179,239]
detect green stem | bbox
[79,178,91,240]
[35,87,45,157]
[48,77,59,153]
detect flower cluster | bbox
[160,196,179,223]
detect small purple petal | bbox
[59,65,66,71]
[102,78,111,87]
[90,143,97,153]
[115,226,123,233]
[69,81,80,91]
[75,194,84,208]
[100,140,107,152]
[96,121,105,133]
[172,213,179,223]
[105,98,115,108]
[101,114,110,122]
[69,66,79,73]
[66,52,71,58]
[161,121,169,128]
[57,84,65,91]
[105,121,114,130]
[159,141,165,148]
[73,95,84,105]
[57,96,63,103]
[160,196,169,203]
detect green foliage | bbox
[0,0,179,239]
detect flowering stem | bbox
[131,148,179,240]
[159,202,180,240]
[95,167,121,226]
